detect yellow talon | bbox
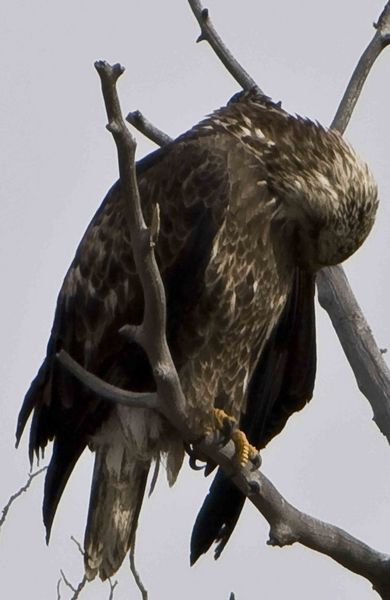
[231,430,258,467]
[201,409,259,468]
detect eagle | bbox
[16,90,378,579]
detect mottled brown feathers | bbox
[17,89,377,578]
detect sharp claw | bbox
[189,453,205,471]
[185,442,206,471]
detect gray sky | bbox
[1,1,390,598]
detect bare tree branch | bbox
[129,539,148,600]
[0,467,47,531]
[107,578,118,600]
[126,110,173,146]
[94,60,194,439]
[187,0,260,92]
[331,2,390,133]
[57,349,158,410]
[70,536,85,557]
[59,569,88,599]
[56,538,89,599]
[247,470,390,600]
[317,267,390,441]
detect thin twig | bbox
[60,569,88,600]
[126,110,173,146]
[107,578,118,600]
[0,466,47,530]
[331,1,390,133]
[130,539,148,600]
[57,578,62,600]
[60,570,76,593]
[187,0,260,92]
[71,536,85,557]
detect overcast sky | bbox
[1,1,390,599]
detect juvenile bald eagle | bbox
[16,90,377,579]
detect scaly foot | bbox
[231,429,260,468]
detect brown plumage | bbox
[16,90,378,578]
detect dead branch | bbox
[317,266,390,440]
[59,569,88,600]
[107,578,118,600]
[94,60,194,439]
[130,538,148,600]
[56,538,88,599]
[0,467,47,531]
[70,536,85,557]
[331,2,390,133]
[126,110,173,146]
[57,350,157,410]
[187,0,260,92]
[57,59,390,599]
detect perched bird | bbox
[16,90,378,579]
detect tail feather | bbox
[190,469,245,565]
[84,440,149,581]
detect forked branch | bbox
[0,467,47,531]
[126,110,173,146]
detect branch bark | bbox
[187,0,260,92]
[126,110,173,146]
[129,537,148,600]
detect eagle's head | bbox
[267,119,378,271]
